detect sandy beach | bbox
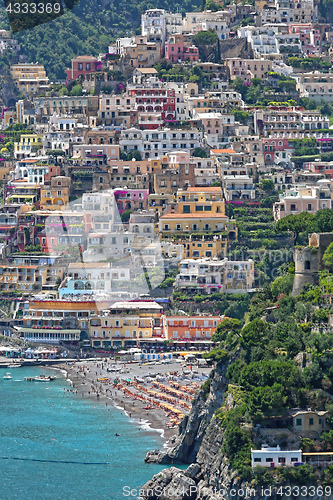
[56,359,211,442]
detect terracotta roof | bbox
[186,187,223,192]
[136,68,158,74]
[160,213,227,219]
[211,149,236,154]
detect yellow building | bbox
[10,63,49,95]
[159,187,237,258]
[40,176,70,210]
[14,133,43,158]
[176,186,225,215]
[0,162,12,183]
[89,300,163,348]
[0,262,64,294]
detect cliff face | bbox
[145,359,230,465]
[141,360,333,500]
[142,359,247,500]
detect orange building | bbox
[163,315,222,345]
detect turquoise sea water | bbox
[0,366,168,500]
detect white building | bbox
[273,184,333,220]
[83,231,136,262]
[222,174,255,201]
[176,258,255,294]
[183,11,232,40]
[59,262,131,298]
[119,127,204,159]
[141,9,183,45]
[293,72,333,103]
[251,445,302,468]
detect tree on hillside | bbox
[70,84,83,96]
[233,109,249,125]
[192,147,207,158]
[313,208,333,233]
[275,212,315,244]
[120,209,132,223]
[46,149,65,165]
[212,318,241,343]
[323,242,333,271]
[193,30,219,46]
[240,319,269,351]
[320,0,333,23]
[193,30,219,62]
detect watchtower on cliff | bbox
[292,233,333,296]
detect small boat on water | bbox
[3,372,12,380]
[25,374,56,382]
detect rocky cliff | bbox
[141,359,333,500]
[145,359,230,466]
[142,359,248,500]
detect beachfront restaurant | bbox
[15,326,81,344]
[0,346,21,357]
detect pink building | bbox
[114,189,149,212]
[273,186,332,221]
[165,35,199,63]
[289,24,321,55]
[65,56,101,81]
[263,138,291,164]
[305,160,333,179]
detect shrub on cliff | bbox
[202,348,228,363]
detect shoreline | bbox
[54,361,182,442]
[1,357,210,445]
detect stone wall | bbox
[220,38,252,60]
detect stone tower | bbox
[292,233,333,295]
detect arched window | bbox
[74,281,84,290]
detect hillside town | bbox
[1,0,333,356]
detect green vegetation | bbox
[232,75,298,106]
[154,61,212,86]
[0,0,203,80]
[119,209,132,223]
[173,291,252,320]
[193,30,219,62]
[212,318,241,343]
[119,150,142,161]
[205,257,333,484]
[290,138,320,158]
[287,56,331,72]
[275,209,333,244]
[202,348,229,363]
[232,109,249,125]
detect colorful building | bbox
[10,63,49,94]
[16,299,112,344]
[89,300,163,348]
[40,176,70,211]
[163,315,221,344]
[165,35,199,63]
[65,56,101,81]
